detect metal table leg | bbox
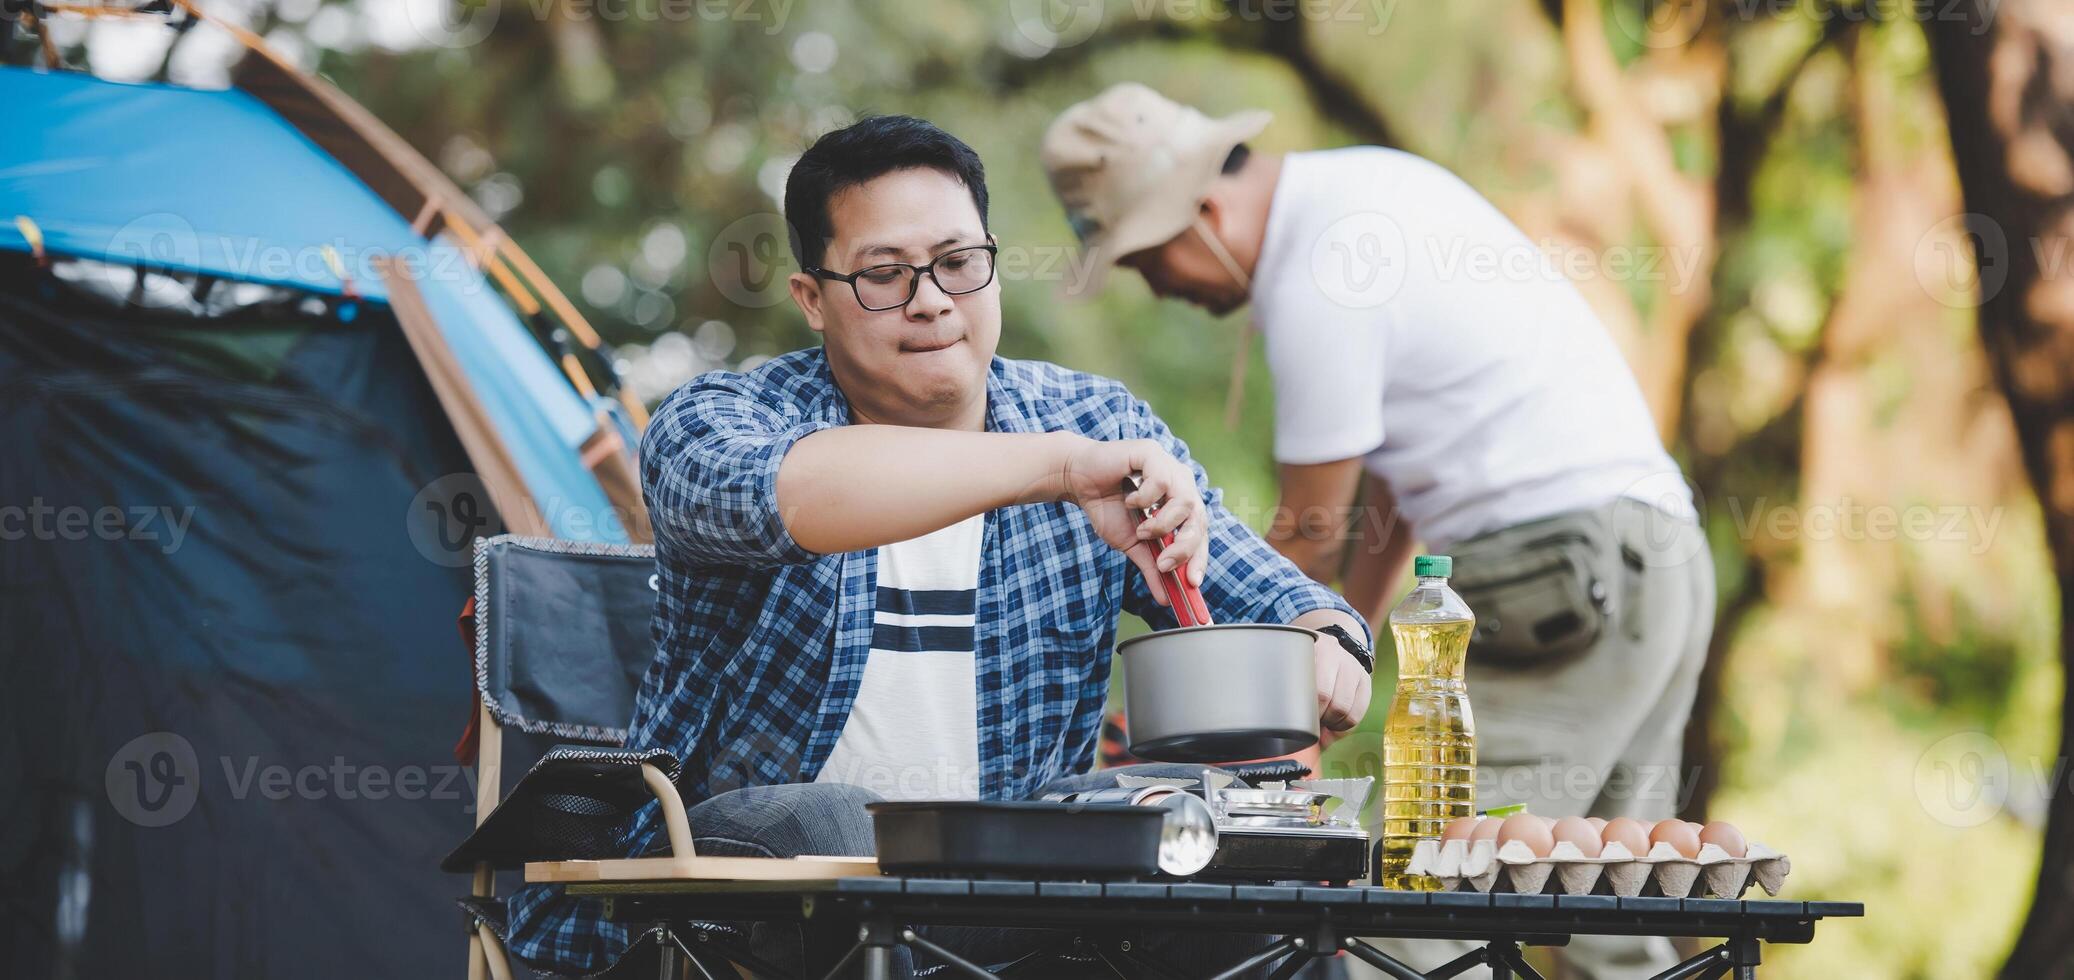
[900,929,1001,980]
[1264,948,1318,980]
[655,925,679,980]
[1485,941,1544,980]
[1727,935,1761,980]
[1340,938,1427,980]
[1425,946,1490,980]
[1650,945,1731,980]
[814,921,898,980]
[834,919,904,980]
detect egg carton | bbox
[1403,837,1791,899]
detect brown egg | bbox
[1585,817,1608,831]
[1441,816,1482,843]
[1650,818,1702,858]
[1698,821,1748,858]
[1550,816,1603,858]
[1600,817,1651,857]
[1497,813,1555,858]
[1471,816,1505,844]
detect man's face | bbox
[1119,223,1250,316]
[790,167,1000,424]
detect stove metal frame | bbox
[570,875,1862,980]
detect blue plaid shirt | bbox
[505,349,1360,971]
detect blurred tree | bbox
[1921,1,2074,974]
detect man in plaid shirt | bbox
[506,115,1373,977]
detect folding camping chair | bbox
[441,534,772,980]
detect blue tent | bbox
[0,66,627,539]
[1,62,647,979]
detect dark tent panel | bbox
[1,257,480,977]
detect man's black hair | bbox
[1222,143,1252,175]
[783,115,990,270]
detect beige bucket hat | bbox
[1041,83,1270,293]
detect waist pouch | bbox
[1448,509,1616,667]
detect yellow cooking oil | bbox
[1377,554,1476,890]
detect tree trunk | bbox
[1920,2,2074,975]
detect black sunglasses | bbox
[805,244,998,312]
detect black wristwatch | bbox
[1317,624,1376,675]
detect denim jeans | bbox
[681,763,1280,978]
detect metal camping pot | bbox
[1116,623,1320,764]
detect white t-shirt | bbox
[815,514,984,801]
[1252,148,1693,547]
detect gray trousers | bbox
[686,763,1280,978]
[1355,497,1715,979]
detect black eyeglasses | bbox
[805,244,998,312]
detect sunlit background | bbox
[22,0,2062,975]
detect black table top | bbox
[571,876,1863,945]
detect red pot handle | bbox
[1129,478,1213,628]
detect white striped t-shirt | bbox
[814,513,983,801]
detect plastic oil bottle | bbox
[1376,554,1477,890]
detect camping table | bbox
[535,862,1864,980]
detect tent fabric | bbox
[0,68,401,300]
[0,66,622,544]
[0,258,479,978]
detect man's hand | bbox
[1057,436,1208,607]
[1293,609,1373,747]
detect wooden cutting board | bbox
[526,855,881,883]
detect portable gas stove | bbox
[1117,771,1374,884]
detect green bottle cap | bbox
[1415,554,1452,578]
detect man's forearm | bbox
[1267,459,1366,582]
[1341,471,1415,627]
[775,427,1078,554]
